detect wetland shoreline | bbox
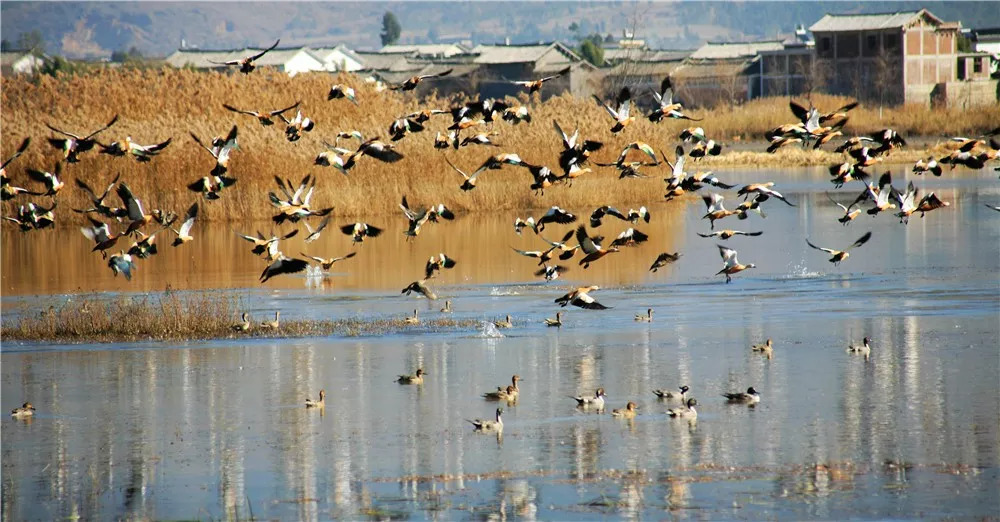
[0,292,480,344]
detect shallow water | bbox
[3,168,999,519]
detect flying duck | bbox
[805,231,872,265]
[223,100,300,126]
[209,39,279,74]
[716,245,755,283]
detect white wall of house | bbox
[319,49,364,72]
[282,51,327,76]
[975,41,1000,54]
[11,55,43,74]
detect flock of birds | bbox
[6,41,1000,426]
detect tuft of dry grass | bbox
[1,292,482,343]
[2,69,996,226]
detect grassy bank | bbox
[2,68,996,224]
[1,292,480,343]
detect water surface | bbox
[3,168,999,519]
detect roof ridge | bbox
[820,9,921,18]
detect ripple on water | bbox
[476,321,505,338]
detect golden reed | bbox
[2,68,996,224]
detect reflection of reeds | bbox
[1,292,479,342]
[3,69,996,224]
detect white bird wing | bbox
[703,193,725,213]
[617,98,631,121]
[718,245,738,266]
[178,215,196,237]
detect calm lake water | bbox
[3,167,999,519]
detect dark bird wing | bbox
[248,39,280,61]
[189,132,219,159]
[260,256,308,283]
[2,137,31,169]
[571,294,609,310]
[223,104,260,117]
[268,100,301,117]
[848,231,873,250]
[789,101,810,123]
[82,114,120,140]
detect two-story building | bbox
[810,9,993,106]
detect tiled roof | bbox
[607,60,685,77]
[471,42,581,64]
[604,48,690,63]
[311,44,365,65]
[354,51,420,72]
[379,44,468,56]
[809,10,942,32]
[165,47,324,69]
[688,41,784,60]
[672,60,754,79]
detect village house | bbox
[757,26,817,98]
[165,45,328,76]
[671,40,784,107]
[311,44,366,72]
[378,43,469,58]
[969,27,1000,78]
[469,42,597,99]
[1,50,44,75]
[810,9,995,106]
[602,50,689,104]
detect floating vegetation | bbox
[0,292,481,343]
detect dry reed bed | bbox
[3,68,997,224]
[0,292,481,343]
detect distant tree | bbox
[569,22,580,36]
[1,39,11,52]
[380,11,402,46]
[111,46,144,63]
[578,39,604,67]
[17,30,44,54]
[39,55,88,77]
[427,26,439,43]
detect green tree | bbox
[17,30,44,54]
[578,39,604,67]
[1,39,12,52]
[957,34,972,53]
[380,11,402,46]
[111,46,144,63]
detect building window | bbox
[973,58,983,74]
[885,34,898,48]
[867,34,878,50]
[957,58,966,80]
[820,37,830,53]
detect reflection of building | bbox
[810,9,996,106]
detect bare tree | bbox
[717,63,743,109]
[796,56,831,102]
[872,49,896,110]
